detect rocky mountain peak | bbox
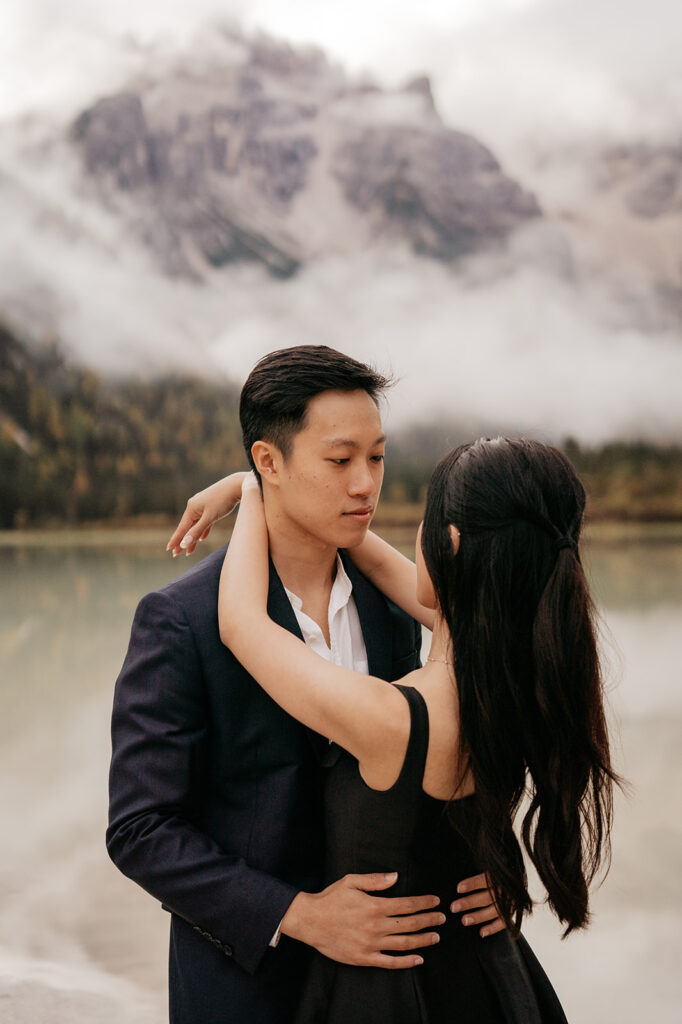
[69,27,540,279]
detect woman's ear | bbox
[448,524,461,555]
[251,441,280,485]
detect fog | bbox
[204,247,682,442]
[0,0,680,442]
[4,0,681,141]
[1,135,680,443]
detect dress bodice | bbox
[295,684,568,1024]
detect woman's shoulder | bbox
[358,670,464,797]
[399,676,473,801]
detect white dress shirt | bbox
[283,554,369,675]
[269,554,369,946]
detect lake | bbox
[0,526,680,1022]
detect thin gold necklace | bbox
[426,656,453,666]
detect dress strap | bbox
[392,684,430,792]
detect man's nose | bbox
[348,463,376,497]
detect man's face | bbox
[269,389,386,549]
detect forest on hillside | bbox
[1,321,681,528]
[0,324,244,528]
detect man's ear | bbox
[251,441,281,485]
[448,524,461,555]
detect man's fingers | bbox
[367,953,425,970]
[460,903,499,928]
[347,872,399,892]
[379,931,440,952]
[456,872,487,894]
[380,894,440,916]
[384,911,445,935]
[370,954,425,970]
[450,889,496,913]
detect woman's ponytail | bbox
[522,545,616,934]
[422,438,622,937]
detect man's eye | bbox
[371,455,385,463]
[330,458,350,465]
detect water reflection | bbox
[0,531,680,1023]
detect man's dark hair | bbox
[239,345,392,476]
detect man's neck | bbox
[264,504,338,601]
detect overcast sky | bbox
[2,0,681,155]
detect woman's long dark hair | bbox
[422,437,620,937]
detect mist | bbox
[2,160,680,444]
[1,0,680,445]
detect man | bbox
[107,346,502,1024]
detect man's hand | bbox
[281,872,444,969]
[451,873,506,938]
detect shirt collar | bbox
[284,554,353,616]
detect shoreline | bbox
[2,517,682,547]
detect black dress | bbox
[294,685,568,1024]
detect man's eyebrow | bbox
[323,435,387,448]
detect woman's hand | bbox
[166,471,249,556]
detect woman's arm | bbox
[348,532,435,630]
[167,472,248,555]
[218,479,408,765]
[166,475,434,631]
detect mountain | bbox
[67,28,540,279]
[0,24,680,444]
[524,139,682,328]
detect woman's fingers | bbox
[166,505,201,553]
[168,509,217,556]
[178,514,215,555]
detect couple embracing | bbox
[108,346,618,1023]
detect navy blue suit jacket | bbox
[107,546,421,1024]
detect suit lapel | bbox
[266,552,394,767]
[266,557,304,641]
[266,558,330,764]
[340,551,393,681]
[315,553,394,769]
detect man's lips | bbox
[343,507,374,520]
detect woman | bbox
[171,437,619,1023]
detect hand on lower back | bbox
[280,872,445,969]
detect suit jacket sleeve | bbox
[106,588,298,976]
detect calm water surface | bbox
[1,529,680,1022]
